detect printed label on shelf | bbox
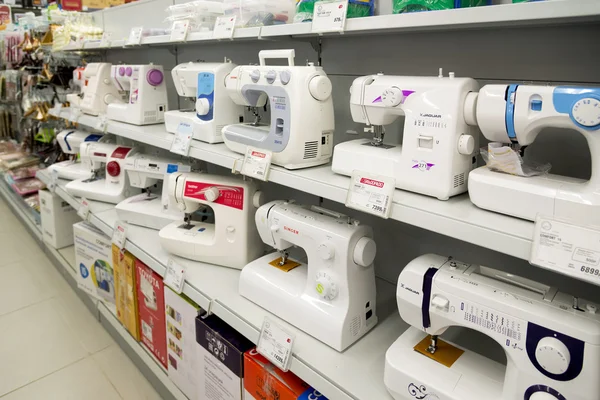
[240,146,272,181]
[170,20,190,42]
[213,16,236,39]
[345,171,395,219]
[170,122,193,156]
[95,115,107,132]
[78,198,90,221]
[164,258,186,294]
[70,107,81,122]
[99,31,112,47]
[311,0,348,33]
[48,169,59,194]
[51,103,63,115]
[531,215,600,286]
[257,318,295,372]
[112,221,127,250]
[127,26,144,45]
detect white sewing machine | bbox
[65,143,142,204]
[47,129,105,180]
[66,66,86,107]
[165,61,243,143]
[78,63,122,116]
[158,172,264,269]
[467,84,600,225]
[239,200,378,351]
[106,64,168,125]
[331,71,479,200]
[222,49,334,169]
[384,254,600,400]
[115,154,191,230]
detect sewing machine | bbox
[384,254,600,400]
[331,71,479,200]
[47,129,104,180]
[65,143,142,204]
[79,63,122,116]
[165,61,243,143]
[115,153,191,230]
[467,84,600,225]
[158,172,264,269]
[65,67,86,107]
[239,200,378,351]
[106,64,168,125]
[221,49,334,169]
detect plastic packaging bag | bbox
[393,0,489,14]
[480,142,551,177]
[294,0,374,23]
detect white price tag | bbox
[164,258,186,294]
[345,171,395,219]
[257,318,295,372]
[51,102,63,116]
[127,26,144,45]
[213,16,236,39]
[531,215,600,286]
[48,168,59,194]
[170,122,193,156]
[95,115,108,132]
[311,0,348,33]
[170,20,190,42]
[240,146,272,181]
[70,107,81,122]
[78,198,91,221]
[100,31,112,47]
[112,221,127,250]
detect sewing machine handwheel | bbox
[309,76,332,101]
[353,237,376,267]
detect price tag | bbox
[48,168,59,194]
[51,102,63,116]
[112,221,127,250]
[257,318,295,372]
[170,20,190,42]
[164,258,186,294]
[78,197,91,221]
[213,16,236,39]
[531,215,600,286]
[170,122,193,156]
[345,171,395,219]
[240,146,272,181]
[126,26,144,45]
[70,107,81,122]
[311,0,348,33]
[95,116,108,132]
[100,31,112,47]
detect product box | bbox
[39,190,80,249]
[136,259,167,368]
[74,221,115,304]
[243,349,327,400]
[195,314,254,400]
[112,246,140,340]
[165,288,202,400]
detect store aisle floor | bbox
[0,198,162,400]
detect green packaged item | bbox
[294,0,374,23]
[393,0,488,14]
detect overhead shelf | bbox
[58,0,600,51]
[51,107,535,261]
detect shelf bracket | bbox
[309,37,322,65]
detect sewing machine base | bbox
[115,195,182,230]
[384,327,503,400]
[107,103,166,126]
[47,161,92,181]
[468,167,594,224]
[65,178,141,204]
[239,252,377,351]
[164,111,224,144]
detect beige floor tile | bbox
[0,261,58,316]
[0,231,44,266]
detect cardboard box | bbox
[112,246,140,340]
[74,222,115,304]
[165,288,202,400]
[136,259,167,368]
[196,314,254,400]
[39,190,80,249]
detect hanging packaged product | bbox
[112,246,140,340]
[222,0,296,27]
[392,0,490,14]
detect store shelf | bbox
[36,168,404,400]
[63,0,600,51]
[51,107,535,260]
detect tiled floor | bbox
[0,198,162,399]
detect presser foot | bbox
[427,335,438,354]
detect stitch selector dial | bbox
[315,271,337,300]
[535,337,571,375]
[381,87,403,107]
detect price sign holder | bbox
[48,168,59,194]
[127,26,144,46]
[70,107,81,122]
[257,317,295,372]
[164,258,186,293]
[345,170,395,219]
[100,31,112,47]
[51,102,63,116]
[213,16,236,39]
[240,146,272,181]
[112,221,127,250]
[78,198,91,221]
[95,115,108,132]
[311,0,348,34]
[170,20,190,42]
[170,122,193,156]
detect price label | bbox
[100,31,112,47]
[170,20,190,42]
[345,171,395,219]
[48,168,59,194]
[213,16,236,39]
[257,318,295,372]
[240,146,272,181]
[78,197,91,221]
[127,26,144,45]
[531,215,600,286]
[95,115,108,132]
[70,107,81,122]
[311,0,348,33]
[164,258,186,294]
[51,103,63,117]
[112,221,127,250]
[170,122,193,156]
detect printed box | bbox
[40,189,80,249]
[112,246,140,340]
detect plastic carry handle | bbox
[259,49,295,67]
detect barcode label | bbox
[142,320,153,341]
